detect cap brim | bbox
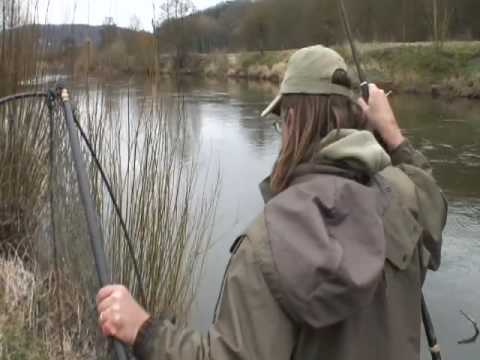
[261,94,282,117]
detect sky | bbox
[34,0,222,30]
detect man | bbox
[97,45,447,360]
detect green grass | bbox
[0,258,57,360]
[363,44,480,81]
[333,42,480,96]
[1,323,49,360]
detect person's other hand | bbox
[358,83,405,151]
[96,285,150,345]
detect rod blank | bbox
[60,88,129,360]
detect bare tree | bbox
[153,0,196,69]
[425,0,451,49]
[2,0,6,65]
[439,1,451,45]
[103,16,115,26]
[129,15,142,31]
[433,0,439,45]
[241,2,269,54]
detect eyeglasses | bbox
[273,120,282,134]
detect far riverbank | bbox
[155,42,480,100]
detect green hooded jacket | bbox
[133,130,447,360]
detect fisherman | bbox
[96,45,447,360]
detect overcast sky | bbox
[35,0,222,30]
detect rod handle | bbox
[360,81,370,103]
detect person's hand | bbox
[96,285,150,346]
[358,83,405,151]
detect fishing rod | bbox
[337,0,369,102]
[337,1,442,360]
[422,295,442,360]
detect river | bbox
[75,76,480,359]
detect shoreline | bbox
[151,42,480,100]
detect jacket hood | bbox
[262,129,390,328]
[316,129,391,174]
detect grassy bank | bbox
[158,42,480,99]
[0,257,87,359]
[349,41,480,99]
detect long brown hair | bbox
[271,73,366,192]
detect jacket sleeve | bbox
[390,140,448,270]
[133,235,297,360]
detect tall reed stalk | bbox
[74,83,220,317]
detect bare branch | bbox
[458,310,479,345]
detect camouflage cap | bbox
[261,45,353,117]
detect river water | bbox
[77,76,480,359]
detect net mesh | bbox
[0,94,113,359]
[0,96,49,261]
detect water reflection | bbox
[392,95,480,198]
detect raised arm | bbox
[359,84,448,270]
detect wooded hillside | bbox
[157,0,480,53]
